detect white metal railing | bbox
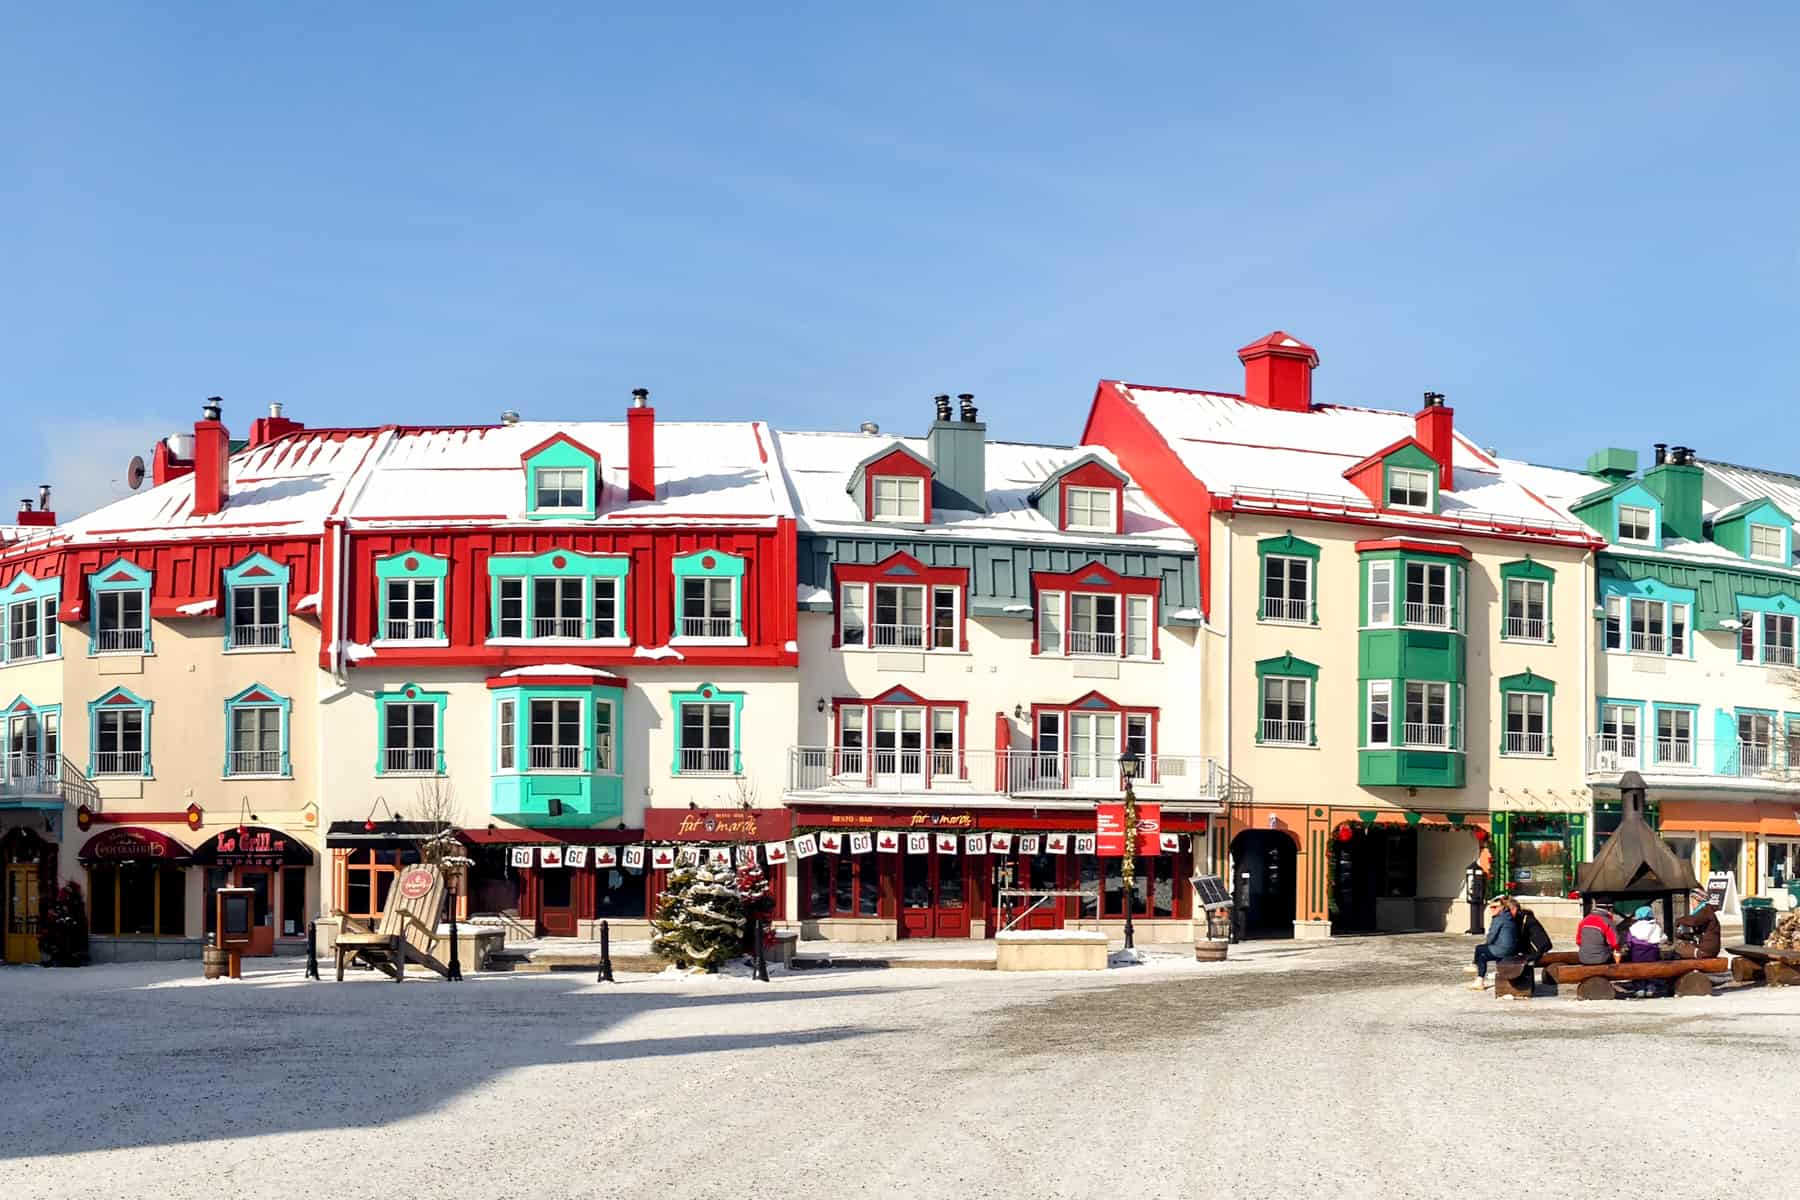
[1263,597,1308,622]
[681,747,735,775]
[679,616,734,639]
[1403,602,1449,628]
[384,747,437,773]
[6,637,39,662]
[529,745,583,771]
[533,616,584,639]
[1227,486,1593,537]
[1505,615,1545,640]
[384,618,436,641]
[1505,732,1547,756]
[95,627,145,652]
[231,623,283,648]
[870,623,925,648]
[93,751,144,776]
[227,750,283,776]
[1587,735,1800,780]
[1403,722,1450,749]
[1653,737,1694,767]
[1630,631,1666,654]
[1068,629,1118,656]
[1767,644,1798,667]
[1,754,59,795]
[786,746,1219,798]
[1261,719,1308,745]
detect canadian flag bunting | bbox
[989,832,1013,854]
[708,848,732,867]
[735,845,756,867]
[1018,835,1041,854]
[792,834,819,859]
[540,846,564,869]
[849,832,873,854]
[1046,833,1068,854]
[1160,833,1180,854]
[623,845,646,869]
[876,830,900,853]
[563,846,589,868]
[595,846,619,868]
[965,833,988,855]
[819,832,843,853]
[764,840,789,865]
[906,832,930,854]
[651,846,676,869]
[678,847,700,867]
[1074,833,1097,855]
[509,847,533,868]
[935,833,958,855]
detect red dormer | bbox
[1030,453,1129,534]
[846,443,934,524]
[1343,438,1442,514]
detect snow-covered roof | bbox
[771,430,1192,550]
[1702,460,1800,527]
[1106,382,1596,544]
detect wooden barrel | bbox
[203,947,229,980]
[1194,940,1229,963]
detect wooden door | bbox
[538,869,578,937]
[239,868,276,956]
[4,864,39,964]
[932,853,969,937]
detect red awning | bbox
[78,826,194,865]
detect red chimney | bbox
[15,485,55,526]
[1414,392,1455,491]
[192,398,231,516]
[1237,331,1319,412]
[627,388,655,502]
[246,401,303,449]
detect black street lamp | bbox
[1120,750,1143,952]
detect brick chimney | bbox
[627,387,655,502]
[1414,392,1455,491]
[192,397,231,516]
[246,401,303,448]
[1237,331,1318,412]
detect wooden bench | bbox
[1493,958,1538,999]
[1545,957,1727,1000]
[1725,944,1800,987]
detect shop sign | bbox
[813,809,976,829]
[79,826,192,865]
[646,808,788,842]
[205,827,303,867]
[1096,804,1126,855]
[397,867,436,900]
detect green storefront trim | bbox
[1490,810,1586,900]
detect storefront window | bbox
[806,851,879,918]
[1086,852,1185,918]
[595,866,645,919]
[1768,841,1800,890]
[282,867,306,936]
[1709,836,1744,880]
[342,849,417,922]
[1509,816,1569,897]
[88,864,185,937]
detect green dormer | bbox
[1708,497,1794,566]
[1572,480,1663,549]
[1342,438,1441,514]
[521,432,603,520]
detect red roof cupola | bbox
[1237,331,1318,412]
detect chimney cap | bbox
[958,393,979,424]
[1422,391,1447,408]
[933,394,952,422]
[859,421,880,436]
[1237,330,1319,366]
[202,397,223,422]
[499,410,520,426]
[631,387,650,408]
[269,401,284,418]
[38,484,50,507]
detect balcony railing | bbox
[1402,722,1451,749]
[384,747,438,774]
[679,616,735,639]
[1629,631,1666,654]
[1588,735,1800,781]
[680,747,735,775]
[1262,597,1308,623]
[6,637,42,662]
[231,623,284,648]
[787,746,1220,799]
[92,750,145,776]
[528,745,583,771]
[94,627,145,652]
[1403,602,1449,628]
[227,750,283,776]
[1068,629,1119,656]
[383,618,437,641]
[2,754,61,796]
[869,623,925,648]
[1504,731,1548,756]
[1261,719,1309,746]
[1504,615,1546,640]
[533,616,584,639]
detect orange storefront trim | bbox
[1659,799,1800,838]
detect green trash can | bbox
[1743,897,1777,946]
[1787,881,1800,909]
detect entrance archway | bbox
[1229,830,1296,938]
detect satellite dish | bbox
[126,455,146,491]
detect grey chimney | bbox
[927,392,986,513]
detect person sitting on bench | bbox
[1626,905,1667,996]
[1515,900,1553,963]
[1468,898,1518,990]
[1576,904,1622,965]
[1671,890,1721,959]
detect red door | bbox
[538,870,578,937]
[991,852,1066,934]
[899,852,970,939]
[239,868,276,956]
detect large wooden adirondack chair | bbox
[334,865,450,982]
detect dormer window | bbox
[1065,487,1117,532]
[1386,467,1433,511]
[521,432,602,520]
[1750,523,1787,563]
[534,468,586,511]
[872,476,923,522]
[1618,504,1656,545]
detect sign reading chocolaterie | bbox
[78,826,193,865]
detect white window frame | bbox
[226,705,284,777]
[1750,523,1787,563]
[1037,591,1064,656]
[676,575,738,643]
[870,475,923,522]
[1261,555,1312,624]
[677,701,737,776]
[1064,486,1117,532]
[1402,681,1452,750]
[1617,504,1656,545]
[1386,467,1433,511]
[839,583,867,647]
[497,698,517,771]
[593,696,617,775]
[1365,680,1392,748]
[1760,612,1798,667]
[1504,577,1548,642]
[1260,676,1310,747]
[1503,692,1549,757]
[591,576,624,641]
[1366,561,1394,627]
[94,589,147,654]
[836,705,866,777]
[381,577,442,643]
[227,582,285,651]
[93,708,144,777]
[870,583,927,650]
[1068,593,1120,657]
[533,466,587,511]
[1654,707,1693,767]
[383,702,438,775]
[4,595,59,664]
[1124,595,1151,659]
[527,696,586,772]
[1599,702,1640,760]
[1403,561,1453,630]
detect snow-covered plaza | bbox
[2,934,1796,1199]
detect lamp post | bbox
[1120,749,1143,952]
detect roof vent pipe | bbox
[933,394,952,422]
[1653,443,1667,466]
[202,397,223,422]
[269,401,284,418]
[38,484,50,510]
[500,410,520,426]
[631,387,650,409]
[859,421,880,436]
[958,393,978,424]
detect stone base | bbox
[1294,920,1333,940]
[1063,919,1194,944]
[427,928,504,972]
[88,936,205,963]
[799,917,893,943]
[995,932,1109,972]
[575,918,652,943]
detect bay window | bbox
[1367,561,1393,626]
[1403,562,1451,629]
[529,699,584,770]
[1366,681,1391,748]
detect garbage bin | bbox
[1743,898,1777,946]
[1788,881,1800,911]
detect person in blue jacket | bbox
[1468,897,1519,989]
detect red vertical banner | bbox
[1135,804,1162,855]
[1096,803,1126,855]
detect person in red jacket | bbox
[1576,905,1621,965]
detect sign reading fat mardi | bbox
[644,808,791,842]
[819,810,977,829]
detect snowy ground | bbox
[2,935,1797,1199]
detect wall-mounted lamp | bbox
[1013,705,1024,720]
[816,697,826,713]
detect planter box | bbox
[995,930,1108,972]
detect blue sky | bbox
[3,4,1797,517]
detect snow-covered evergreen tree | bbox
[650,861,745,972]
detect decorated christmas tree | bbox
[650,861,746,972]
